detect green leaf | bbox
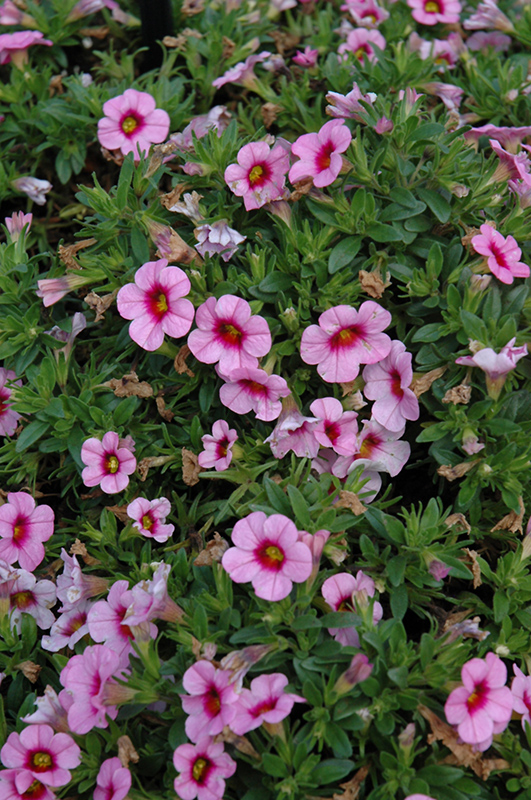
[417,188,451,223]
[312,759,354,785]
[410,123,445,142]
[328,237,361,274]
[390,585,408,620]
[302,679,323,706]
[287,484,311,529]
[258,273,294,293]
[412,323,445,343]
[493,591,510,623]
[116,154,135,210]
[264,478,291,516]
[292,614,322,630]
[460,310,487,342]
[324,722,353,758]
[387,556,407,587]
[416,424,448,443]
[130,227,150,263]
[388,665,408,689]
[321,611,361,628]
[416,765,463,785]
[15,420,50,453]
[261,754,289,778]
[366,223,404,242]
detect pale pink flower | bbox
[321,571,383,647]
[264,396,319,459]
[59,645,128,734]
[222,512,312,601]
[0,1,23,25]
[230,673,306,735]
[21,687,70,734]
[45,312,86,363]
[490,139,531,181]
[338,28,386,62]
[300,301,392,383]
[194,221,246,262]
[97,89,170,159]
[80,431,137,494]
[309,397,358,456]
[4,212,32,241]
[124,562,184,626]
[471,224,530,284]
[466,31,511,51]
[0,493,53,572]
[212,51,271,89]
[126,497,174,542]
[342,0,389,27]
[116,259,194,351]
[94,757,131,800]
[375,117,393,133]
[289,120,352,188]
[511,665,531,731]
[55,549,108,610]
[0,772,54,800]
[334,653,374,693]
[0,30,51,65]
[181,662,240,741]
[12,176,52,206]
[173,738,236,800]
[36,274,88,307]
[462,433,485,455]
[445,652,513,747]
[188,295,271,372]
[464,124,531,152]
[224,141,290,211]
[415,32,463,68]
[41,601,92,652]
[170,106,231,153]
[198,420,238,471]
[456,337,528,399]
[463,0,513,31]
[0,368,21,437]
[428,558,450,581]
[219,367,290,421]
[407,0,461,25]
[423,81,463,111]
[326,84,377,120]
[293,47,319,67]
[333,419,411,478]
[298,529,330,585]
[398,87,424,113]
[67,0,125,22]
[220,644,274,690]
[0,725,80,787]
[87,580,156,663]
[7,569,55,632]
[362,341,419,431]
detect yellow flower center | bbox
[354,46,367,60]
[106,455,119,474]
[13,522,24,541]
[265,545,284,562]
[25,780,45,798]
[11,591,32,609]
[192,757,209,782]
[142,514,153,530]
[122,115,138,134]
[31,751,52,770]
[155,292,168,313]
[249,165,264,185]
[425,0,440,11]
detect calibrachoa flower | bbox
[293,46,319,67]
[87,579,157,663]
[80,432,137,494]
[338,28,386,62]
[0,493,54,572]
[194,221,246,262]
[188,295,271,372]
[126,497,174,542]
[333,419,411,479]
[93,758,131,800]
[300,302,392,383]
[198,420,238,471]
[21,687,70,734]
[55,549,108,609]
[0,30,52,66]
[321,571,383,647]
[0,770,55,800]
[0,725,80,787]
[511,665,531,730]
[125,562,184,625]
[36,274,88,307]
[181,662,240,741]
[219,367,290,421]
[231,673,306,734]
[12,177,52,206]
[264,395,319,459]
[97,89,170,159]
[326,84,377,120]
[224,141,290,211]
[455,338,528,399]
[289,120,352,188]
[5,212,32,241]
[362,341,420,431]
[334,653,374,693]
[445,652,513,749]
[0,368,21,437]
[309,397,358,455]
[407,0,461,25]
[116,259,194,351]
[463,0,513,31]
[7,569,56,632]
[222,512,312,601]
[470,224,530,284]
[41,600,92,652]
[212,51,271,89]
[173,738,236,800]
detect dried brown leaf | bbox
[162,35,186,48]
[359,269,389,299]
[290,178,314,201]
[270,30,300,54]
[262,102,281,128]
[160,185,189,210]
[105,504,131,524]
[329,765,370,800]
[79,25,110,38]
[445,513,471,533]
[461,221,495,249]
[222,36,236,58]
[214,727,261,760]
[58,238,96,270]
[69,539,100,565]
[194,532,229,566]
[174,345,195,377]
[156,228,202,265]
[17,661,41,683]
[84,289,118,323]
[117,735,139,767]
[411,367,447,398]
[182,448,201,486]
[155,395,174,422]
[48,74,64,97]
[335,490,366,516]
[442,384,472,405]
[443,614,489,643]
[490,496,525,535]
[463,548,482,588]
[437,460,479,481]
[102,372,154,399]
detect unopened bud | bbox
[333,653,373,695]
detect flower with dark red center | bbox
[407,0,461,24]
[80,432,137,494]
[97,89,170,160]
[231,673,306,735]
[362,341,419,431]
[0,724,80,787]
[173,737,236,800]
[471,224,530,285]
[181,662,240,742]
[0,493,54,572]
[289,119,352,188]
[224,141,289,210]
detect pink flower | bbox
[87,579,156,663]
[41,601,92,652]
[362,341,419,431]
[300,302,392,383]
[7,568,56,632]
[264,398,319,459]
[55,549,108,610]
[0,1,24,25]
[0,368,21,436]
[326,84,377,120]
[289,120,352,188]
[125,562,184,625]
[198,420,238,471]
[194,221,246,262]
[0,493,53,572]
[219,367,290,421]
[407,0,461,25]
[94,758,131,800]
[36,274,88,307]
[97,89,170,159]
[422,81,463,111]
[309,397,358,455]
[212,51,271,89]
[445,652,513,748]
[293,47,319,67]
[126,497,174,542]
[0,30,51,65]
[334,653,374,693]
[231,673,306,734]
[116,259,194,351]
[464,124,531,152]
[428,559,450,581]
[170,106,231,153]
[80,431,137,494]
[188,295,271,372]
[463,0,513,31]
[0,771,55,800]
[490,139,531,181]
[21,687,70,734]
[342,0,389,27]
[466,31,511,51]
[222,512,312,601]
[375,117,393,134]
[181,662,240,741]
[173,738,236,800]
[224,141,290,211]
[12,177,51,206]
[338,28,386,62]
[59,645,128,734]
[414,32,463,68]
[5,212,32,241]
[456,338,528,399]
[333,419,411,479]
[0,725,80,787]
[511,665,531,731]
[321,571,383,647]
[470,224,530,284]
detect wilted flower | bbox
[12,176,52,206]
[456,337,528,399]
[194,221,246,262]
[212,51,271,89]
[0,368,21,437]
